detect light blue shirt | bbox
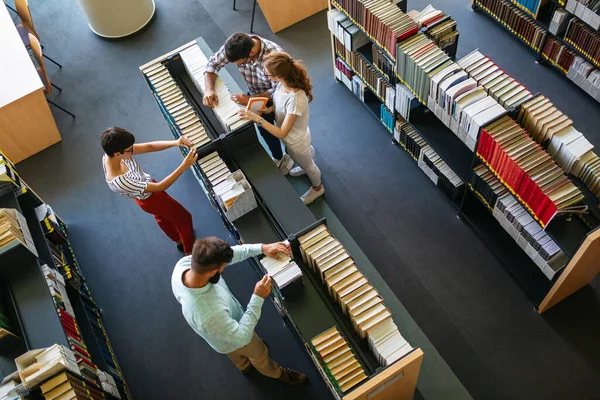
[171,244,264,354]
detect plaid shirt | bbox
[205,35,284,96]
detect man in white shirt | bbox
[171,236,307,384]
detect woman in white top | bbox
[238,52,324,205]
[101,127,198,254]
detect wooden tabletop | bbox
[0,4,43,108]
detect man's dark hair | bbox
[191,237,234,274]
[101,127,135,157]
[224,32,255,62]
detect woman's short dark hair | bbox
[191,237,234,273]
[224,32,255,62]
[101,127,135,157]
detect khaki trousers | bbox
[226,333,282,379]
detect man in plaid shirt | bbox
[203,32,294,174]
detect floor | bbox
[10,0,600,399]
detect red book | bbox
[477,129,490,159]
[539,200,558,226]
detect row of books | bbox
[98,370,120,398]
[259,244,303,290]
[141,62,212,149]
[335,57,355,91]
[567,56,600,102]
[339,42,396,106]
[42,265,100,386]
[517,95,600,196]
[311,327,367,393]
[542,36,577,74]
[180,44,248,132]
[550,8,572,35]
[332,0,418,58]
[428,61,505,151]
[396,33,453,104]
[298,224,414,366]
[395,83,417,120]
[393,119,465,201]
[328,9,371,53]
[478,115,584,226]
[457,50,533,109]
[198,152,257,221]
[471,165,569,279]
[381,104,395,132]
[0,208,38,257]
[17,345,81,389]
[475,0,547,51]
[565,0,600,30]
[409,5,459,58]
[564,18,600,67]
[47,236,82,290]
[510,0,546,17]
[372,44,396,82]
[40,371,108,400]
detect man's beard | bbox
[209,272,221,284]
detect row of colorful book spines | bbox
[475,149,556,227]
[331,0,418,59]
[565,38,600,68]
[541,53,570,74]
[475,1,543,52]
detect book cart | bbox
[139,37,424,400]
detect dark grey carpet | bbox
[11,0,600,399]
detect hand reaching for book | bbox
[262,242,291,260]
[238,108,259,123]
[181,149,198,169]
[203,90,219,108]
[231,93,249,106]
[177,136,193,148]
[254,275,273,298]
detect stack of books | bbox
[471,166,569,279]
[475,0,547,51]
[395,83,417,120]
[367,319,413,366]
[332,0,418,58]
[0,208,37,257]
[198,152,232,187]
[565,0,600,30]
[477,116,584,226]
[352,75,367,101]
[42,265,99,385]
[396,33,453,104]
[542,36,577,74]
[410,5,459,58]
[564,18,600,66]
[298,224,414,366]
[567,56,600,102]
[457,50,533,109]
[311,327,368,393]
[259,245,303,289]
[98,370,121,399]
[141,63,211,148]
[0,154,20,197]
[394,120,425,160]
[39,371,106,400]
[380,104,395,132]
[179,44,248,132]
[573,152,600,197]
[549,8,572,35]
[327,9,371,54]
[419,145,465,201]
[517,95,594,176]
[372,45,396,82]
[17,345,81,389]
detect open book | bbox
[247,97,269,116]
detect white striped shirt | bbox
[103,155,152,200]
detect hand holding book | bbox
[262,242,291,260]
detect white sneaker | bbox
[277,154,294,175]
[301,186,325,205]
[289,166,306,177]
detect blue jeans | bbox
[259,111,283,160]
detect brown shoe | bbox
[278,368,307,385]
[241,364,252,375]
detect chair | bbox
[15,0,62,68]
[232,0,258,33]
[29,33,75,118]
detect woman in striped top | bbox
[101,127,198,254]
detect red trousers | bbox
[134,191,195,253]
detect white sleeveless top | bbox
[103,155,152,200]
